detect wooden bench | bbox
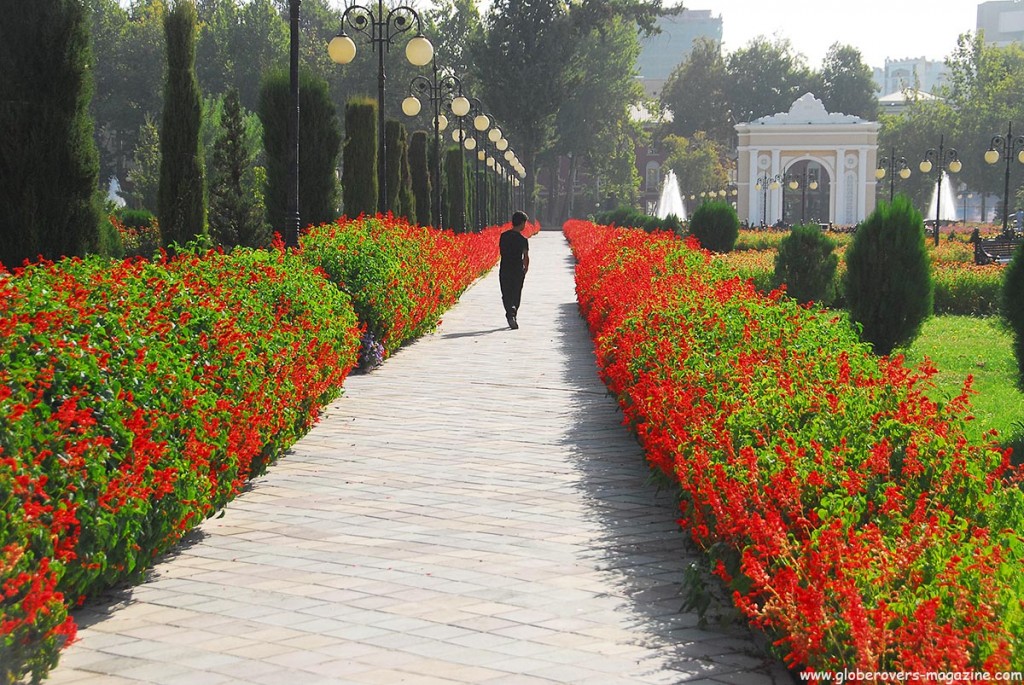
[975,237,1023,265]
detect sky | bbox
[698,0,980,69]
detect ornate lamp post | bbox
[285,0,301,248]
[919,136,962,246]
[754,173,782,227]
[984,121,1024,237]
[403,61,463,228]
[875,146,911,202]
[329,1,433,215]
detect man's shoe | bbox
[507,314,518,330]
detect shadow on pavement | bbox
[553,299,782,679]
[440,327,509,339]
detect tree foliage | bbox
[660,37,730,142]
[409,130,432,226]
[128,114,162,211]
[0,0,102,268]
[725,36,814,124]
[844,196,933,355]
[662,131,729,202]
[159,0,207,248]
[209,88,269,247]
[816,43,878,119]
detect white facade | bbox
[735,93,881,227]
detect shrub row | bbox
[0,247,361,683]
[1,214,518,682]
[565,219,1024,674]
[718,249,1004,316]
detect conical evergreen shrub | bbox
[158,0,207,249]
[689,200,739,253]
[209,88,268,247]
[342,98,377,218]
[773,224,838,305]
[844,195,933,355]
[0,0,101,266]
[259,69,342,232]
[409,131,431,226]
[444,146,466,232]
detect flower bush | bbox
[0,246,361,683]
[719,243,1004,317]
[566,219,1024,674]
[1,214,521,682]
[300,213,537,362]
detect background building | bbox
[978,0,1024,47]
[636,9,722,98]
[872,57,949,96]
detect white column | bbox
[857,147,868,222]
[834,147,847,225]
[748,148,760,225]
[770,149,782,224]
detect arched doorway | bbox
[782,160,831,225]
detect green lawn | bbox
[900,315,1024,445]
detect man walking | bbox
[499,211,530,330]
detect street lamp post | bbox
[754,174,782,227]
[403,61,463,229]
[784,169,820,224]
[875,146,911,202]
[286,0,301,249]
[329,0,433,215]
[919,135,962,246]
[985,121,1024,237]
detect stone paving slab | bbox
[45,229,790,684]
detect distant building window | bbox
[645,162,660,192]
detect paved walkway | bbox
[47,231,789,685]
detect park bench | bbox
[974,237,1023,265]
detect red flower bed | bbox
[565,219,1024,674]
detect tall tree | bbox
[128,113,162,211]
[0,0,102,266]
[549,16,644,221]
[87,0,166,181]
[472,0,576,218]
[209,88,269,247]
[816,43,878,119]
[725,36,814,124]
[660,37,729,141]
[409,130,432,226]
[260,69,342,232]
[158,0,207,248]
[424,0,483,94]
[341,97,378,218]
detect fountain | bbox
[655,170,686,220]
[925,171,959,224]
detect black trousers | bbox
[499,270,525,318]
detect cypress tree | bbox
[209,88,269,248]
[444,146,467,233]
[158,0,207,249]
[397,125,415,222]
[1003,242,1024,389]
[409,131,431,226]
[0,0,101,266]
[845,196,933,355]
[342,98,378,218]
[384,120,404,215]
[259,69,342,232]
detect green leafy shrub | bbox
[773,224,838,305]
[342,97,377,218]
[1,246,361,684]
[1003,242,1024,389]
[845,196,932,355]
[688,200,739,253]
[593,205,681,233]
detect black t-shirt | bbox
[499,230,529,275]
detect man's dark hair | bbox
[512,210,529,227]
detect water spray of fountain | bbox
[655,170,686,221]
